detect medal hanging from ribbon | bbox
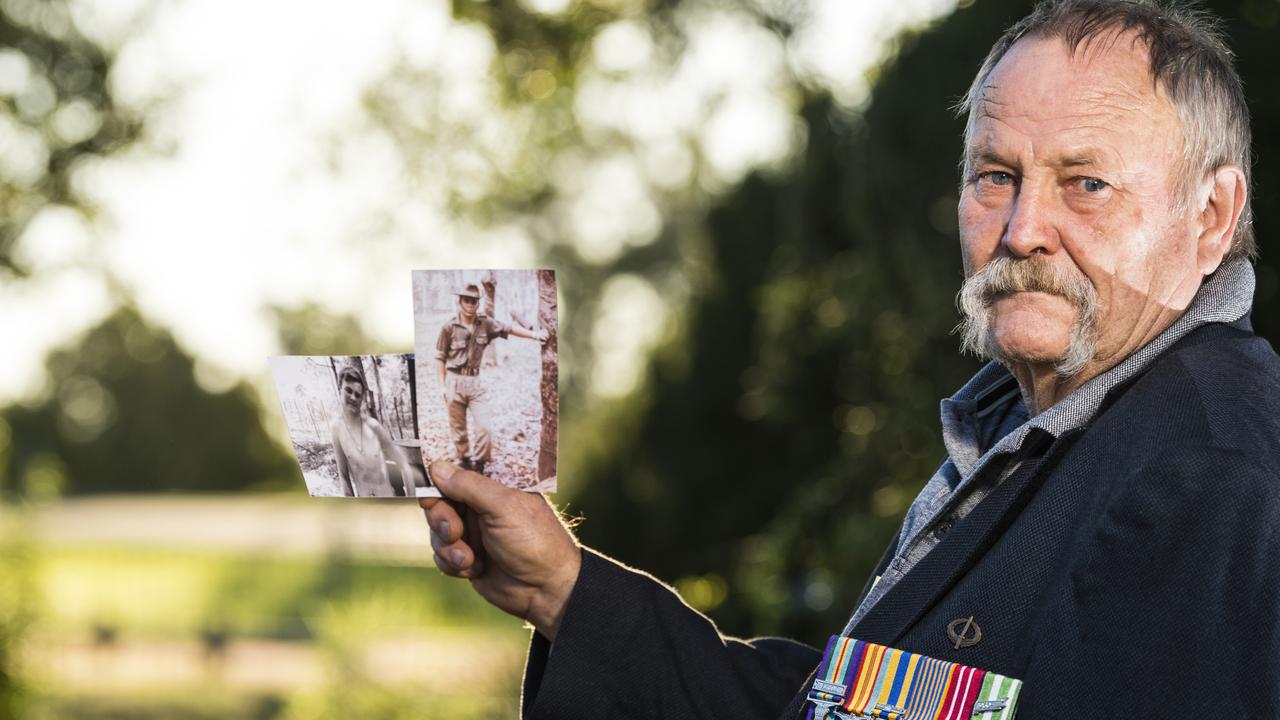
[805,636,1022,720]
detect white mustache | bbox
[966,257,1095,309]
[956,257,1099,377]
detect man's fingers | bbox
[457,552,485,579]
[422,481,486,578]
[431,536,486,579]
[422,498,463,543]
[432,551,465,577]
[431,531,475,571]
[429,460,513,513]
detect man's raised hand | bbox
[420,460,581,640]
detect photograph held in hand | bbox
[270,353,427,497]
[413,269,559,496]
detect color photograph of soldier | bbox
[412,269,558,495]
[269,353,428,497]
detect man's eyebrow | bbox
[1057,153,1104,168]
[964,148,1113,170]
[964,147,1013,168]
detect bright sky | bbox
[0,0,956,404]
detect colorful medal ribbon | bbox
[805,636,1022,720]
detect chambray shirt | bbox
[843,258,1256,632]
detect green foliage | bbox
[283,680,519,720]
[1,306,297,495]
[0,514,35,720]
[0,0,141,276]
[271,304,384,358]
[28,540,526,718]
[35,542,518,639]
[283,595,523,720]
[43,693,286,720]
[362,0,744,418]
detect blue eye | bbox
[976,171,1014,187]
[1080,177,1107,193]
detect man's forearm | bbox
[523,549,820,720]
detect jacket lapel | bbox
[778,429,1084,719]
[848,429,1073,646]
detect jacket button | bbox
[932,518,954,539]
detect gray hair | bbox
[956,0,1254,259]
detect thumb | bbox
[429,460,511,513]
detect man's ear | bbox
[1195,164,1248,275]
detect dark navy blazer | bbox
[523,320,1280,719]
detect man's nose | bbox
[1001,183,1061,258]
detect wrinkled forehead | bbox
[968,33,1179,150]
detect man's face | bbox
[459,295,479,319]
[958,34,1209,375]
[340,379,364,414]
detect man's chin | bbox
[988,339,1072,367]
[988,336,1097,378]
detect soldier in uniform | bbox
[435,283,548,475]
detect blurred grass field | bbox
[3,496,529,719]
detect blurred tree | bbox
[1,305,297,495]
[271,303,384,358]
[362,0,794,412]
[0,1,143,711]
[0,0,141,276]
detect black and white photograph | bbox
[269,353,428,498]
[413,269,558,494]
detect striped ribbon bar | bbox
[805,636,1022,720]
[805,635,862,720]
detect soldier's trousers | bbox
[444,373,493,466]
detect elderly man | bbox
[422,1,1280,716]
[436,282,548,475]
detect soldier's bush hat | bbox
[455,283,482,300]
